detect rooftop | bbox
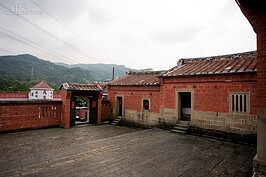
[162,51,256,77]
[31,81,53,90]
[60,83,103,91]
[109,71,163,86]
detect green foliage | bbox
[0,79,60,92]
[75,97,87,107]
[0,79,29,92]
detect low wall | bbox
[0,100,62,132]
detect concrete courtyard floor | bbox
[0,124,256,177]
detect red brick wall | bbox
[60,88,71,128]
[162,73,257,115]
[237,0,266,114]
[101,100,111,121]
[108,85,161,114]
[256,14,266,115]
[0,101,62,132]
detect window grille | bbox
[230,93,250,113]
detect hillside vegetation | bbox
[0,54,130,91]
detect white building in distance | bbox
[29,81,54,100]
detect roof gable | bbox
[162,51,256,77]
[31,81,53,90]
[109,71,163,86]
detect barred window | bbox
[230,93,250,113]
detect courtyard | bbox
[0,125,256,177]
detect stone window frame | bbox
[142,98,150,111]
[229,92,250,114]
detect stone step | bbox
[110,118,122,125]
[172,126,188,131]
[177,121,191,125]
[171,122,190,135]
[171,129,186,134]
[173,124,189,128]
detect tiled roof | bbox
[109,71,163,86]
[60,83,103,91]
[31,81,53,90]
[162,51,256,77]
[0,92,28,98]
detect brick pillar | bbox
[236,1,266,174]
[255,23,266,175]
[60,88,71,128]
[97,93,102,124]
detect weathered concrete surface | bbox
[0,124,256,177]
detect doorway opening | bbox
[116,96,123,118]
[70,95,99,127]
[75,97,89,125]
[178,92,192,121]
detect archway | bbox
[60,83,103,128]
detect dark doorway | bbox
[180,92,191,121]
[89,98,98,124]
[117,97,123,117]
[70,96,76,127]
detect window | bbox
[143,99,150,110]
[230,93,250,113]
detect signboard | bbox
[92,101,97,108]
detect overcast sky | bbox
[0,0,256,70]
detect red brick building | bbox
[108,51,257,135]
[108,71,163,125]
[161,51,257,135]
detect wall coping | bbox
[0,99,62,104]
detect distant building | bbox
[29,81,54,100]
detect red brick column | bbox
[60,88,71,128]
[256,22,266,175]
[97,93,102,124]
[237,1,266,174]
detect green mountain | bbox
[0,54,94,86]
[55,63,130,81]
[0,54,132,91]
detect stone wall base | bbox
[253,155,266,176]
[189,126,256,146]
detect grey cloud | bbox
[153,23,200,43]
[88,9,115,24]
[29,0,88,23]
[86,1,117,25]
